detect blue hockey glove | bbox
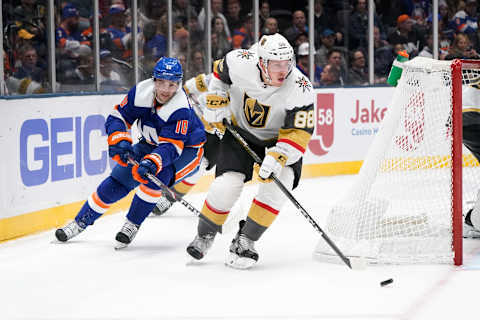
[108,131,133,167]
[132,154,162,184]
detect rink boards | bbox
[1,86,401,241]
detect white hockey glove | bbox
[200,91,231,138]
[256,151,288,183]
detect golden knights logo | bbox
[243,93,271,128]
[237,50,254,60]
[295,76,312,93]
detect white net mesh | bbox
[314,57,480,264]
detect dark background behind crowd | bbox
[2,0,480,95]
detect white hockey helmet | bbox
[257,33,295,82]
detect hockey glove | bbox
[132,153,162,184]
[256,151,288,183]
[108,131,133,167]
[200,91,231,138]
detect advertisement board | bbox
[0,87,396,240]
[304,87,394,164]
[0,94,124,219]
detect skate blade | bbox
[185,255,205,266]
[225,253,257,270]
[114,241,129,250]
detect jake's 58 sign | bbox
[308,93,335,156]
[305,88,394,164]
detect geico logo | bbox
[19,115,115,187]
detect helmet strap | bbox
[259,58,272,85]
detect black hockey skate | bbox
[464,209,480,238]
[115,220,139,249]
[225,220,259,269]
[186,233,215,260]
[55,220,84,242]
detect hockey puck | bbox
[380,278,393,287]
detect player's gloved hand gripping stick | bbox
[222,119,366,270]
[127,157,238,234]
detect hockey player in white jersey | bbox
[151,73,222,216]
[461,83,480,238]
[185,33,315,269]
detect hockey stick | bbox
[223,120,366,270]
[127,157,236,234]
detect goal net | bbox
[314,57,480,265]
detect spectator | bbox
[187,16,205,50]
[173,0,197,26]
[283,10,308,46]
[173,27,191,58]
[225,0,242,35]
[259,0,271,28]
[13,44,46,84]
[313,0,331,46]
[59,45,95,90]
[294,32,309,48]
[373,26,395,83]
[12,0,47,58]
[318,63,340,87]
[213,15,231,45]
[347,50,368,86]
[68,0,94,30]
[438,0,452,26]
[326,49,347,85]
[143,21,167,69]
[349,0,369,50]
[405,0,431,18]
[176,52,187,73]
[107,4,133,60]
[418,32,434,58]
[412,8,428,43]
[139,0,167,29]
[315,28,336,67]
[262,17,279,36]
[198,0,231,38]
[99,49,126,91]
[445,32,480,60]
[56,3,85,59]
[296,42,321,86]
[80,12,115,52]
[211,32,229,60]
[387,14,425,57]
[187,49,206,79]
[232,13,254,49]
[450,0,479,49]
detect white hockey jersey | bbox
[463,84,480,112]
[211,49,315,163]
[183,73,217,134]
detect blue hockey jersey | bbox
[105,78,206,168]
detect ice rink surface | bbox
[1,175,479,320]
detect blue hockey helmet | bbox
[152,57,183,82]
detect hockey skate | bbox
[226,231,259,270]
[186,233,215,260]
[115,220,140,249]
[151,193,174,216]
[55,220,84,242]
[464,209,480,238]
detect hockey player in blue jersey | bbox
[55,57,206,248]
